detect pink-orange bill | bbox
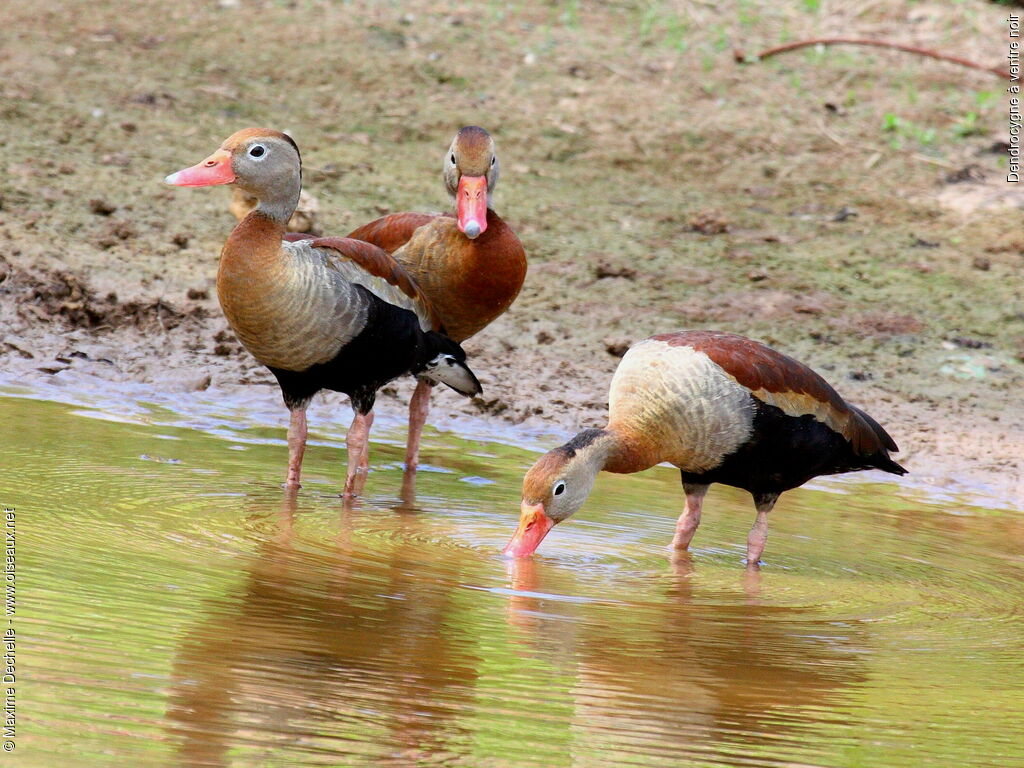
[503,502,555,558]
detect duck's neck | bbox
[255,189,299,227]
[588,426,660,475]
[561,427,656,479]
[246,168,301,227]
[221,210,286,269]
[220,170,300,270]
[217,210,292,317]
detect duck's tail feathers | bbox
[847,404,907,475]
[420,353,482,396]
[871,453,908,476]
[416,332,482,397]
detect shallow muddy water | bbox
[3,389,1023,767]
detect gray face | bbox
[540,458,600,523]
[442,133,500,201]
[231,137,301,201]
[522,447,604,524]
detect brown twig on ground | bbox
[735,38,1011,79]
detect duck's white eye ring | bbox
[553,482,566,496]
[249,144,266,158]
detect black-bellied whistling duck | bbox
[504,330,907,565]
[165,128,481,494]
[344,126,527,471]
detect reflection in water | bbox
[397,465,420,514]
[6,394,1024,768]
[167,492,480,767]
[506,557,866,765]
[166,489,870,767]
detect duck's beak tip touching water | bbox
[503,501,555,558]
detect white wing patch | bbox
[744,387,852,439]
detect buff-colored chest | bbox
[607,340,756,473]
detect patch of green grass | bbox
[975,90,998,109]
[712,27,732,53]
[953,112,984,137]
[736,3,759,27]
[951,89,999,138]
[882,113,936,147]
[554,0,580,29]
[637,3,691,50]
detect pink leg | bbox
[285,407,308,488]
[399,465,417,510]
[358,410,374,472]
[404,378,434,471]
[671,483,708,550]
[746,493,779,567]
[343,412,373,497]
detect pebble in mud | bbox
[89,198,117,216]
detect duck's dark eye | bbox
[490,156,496,166]
[553,482,566,496]
[249,145,266,158]
[450,153,456,164]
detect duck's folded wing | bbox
[347,212,443,254]
[658,330,893,458]
[303,236,440,332]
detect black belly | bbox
[267,289,428,414]
[680,399,885,495]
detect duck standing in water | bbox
[166,128,481,495]
[504,331,906,565]
[238,127,526,475]
[343,126,526,471]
